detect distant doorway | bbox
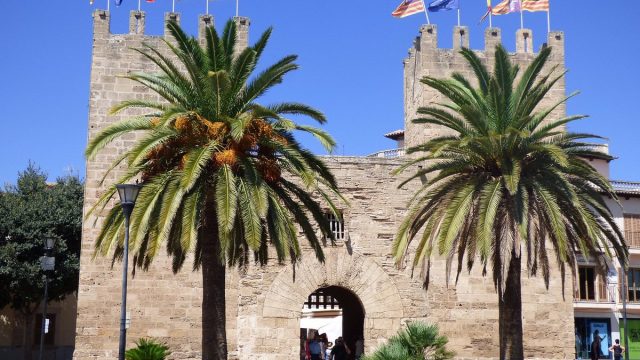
[300,286,364,359]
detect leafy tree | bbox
[125,338,170,360]
[0,163,83,360]
[85,20,342,359]
[363,322,454,360]
[392,45,627,359]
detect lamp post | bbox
[38,238,56,360]
[116,183,141,360]
[621,263,630,360]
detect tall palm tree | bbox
[86,20,343,360]
[392,45,628,359]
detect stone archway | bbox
[260,247,404,358]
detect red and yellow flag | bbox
[521,0,549,12]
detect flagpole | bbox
[138,0,141,11]
[172,0,175,12]
[457,8,460,27]
[422,0,431,25]
[488,0,493,28]
[236,0,239,17]
[206,0,209,15]
[519,7,524,29]
[547,3,551,33]
[107,0,110,11]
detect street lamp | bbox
[621,262,630,360]
[116,183,141,360]
[38,238,56,360]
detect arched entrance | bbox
[257,248,405,359]
[300,286,365,358]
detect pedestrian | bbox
[308,335,323,360]
[325,342,333,360]
[609,339,624,360]
[591,330,603,360]
[330,337,351,360]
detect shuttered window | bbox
[624,214,640,248]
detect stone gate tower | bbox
[403,25,566,148]
[76,10,575,360]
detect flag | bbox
[521,0,549,12]
[480,0,492,23]
[392,0,426,18]
[89,0,94,4]
[427,0,458,12]
[115,0,123,5]
[146,0,155,2]
[491,0,517,15]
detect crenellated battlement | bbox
[403,24,566,149]
[408,24,564,56]
[91,9,249,44]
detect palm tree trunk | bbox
[201,206,228,360]
[22,311,34,360]
[499,252,523,360]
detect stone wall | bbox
[403,25,566,149]
[75,10,575,360]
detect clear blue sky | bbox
[1,1,639,185]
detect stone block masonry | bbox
[403,24,566,150]
[76,10,574,359]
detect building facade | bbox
[70,9,638,360]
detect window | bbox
[33,313,56,346]
[628,268,640,302]
[303,288,341,310]
[577,267,596,301]
[624,214,640,248]
[326,212,345,240]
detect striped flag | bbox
[521,0,549,12]
[392,0,426,18]
[491,0,517,15]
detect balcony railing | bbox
[574,282,616,303]
[367,148,405,158]
[625,231,640,248]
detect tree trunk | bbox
[499,252,523,360]
[201,209,228,360]
[22,311,34,360]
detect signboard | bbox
[620,319,640,360]
[590,322,610,357]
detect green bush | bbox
[363,322,454,360]
[125,338,171,360]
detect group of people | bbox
[589,330,625,360]
[303,333,364,360]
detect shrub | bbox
[363,322,454,360]
[125,338,171,360]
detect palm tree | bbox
[392,45,628,359]
[86,20,342,360]
[363,322,454,360]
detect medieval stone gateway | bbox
[74,10,575,360]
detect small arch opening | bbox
[300,286,365,359]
